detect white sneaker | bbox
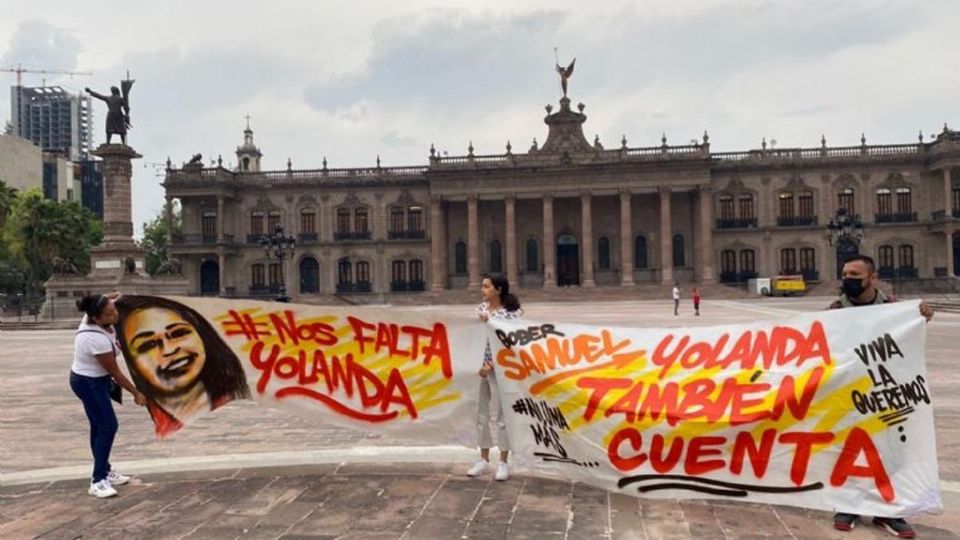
[88,479,118,498]
[107,470,130,486]
[495,462,510,481]
[466,460,491,477]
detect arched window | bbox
[300,208,316,234]
[489,240,502,273]
[778,192,795,219]
[299,257,320,294]
[780,248,797,274]
[357,261,371,284]
[838,188,855,215]
[201,211,217,241]
[250,211,264,236]
[800,248,816,271]
[391,260,407,283]
[242,156,250,171]
[895,187,912,215]
[525,238,539,272]
[354,208,369,235]
[876,188,893,216]
[634,235,648,268]
[798,191,814,218]
[455,241,467,274]
[338,260,352,285]
[598,237,611,270]
[739,249,756,274]
[409,260,424,284]
[718,195,734,220]
[251,263,265,288]
[672,234,685,267]
[898,245,914,268]
[738,194,755,220]
[878,245,895,269]
[720,250,737,273]
[267,211,282,234]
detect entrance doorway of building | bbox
[954,232,960,276]
[199,260,220,295]
[556,234,580,286]
[835,236,859,278]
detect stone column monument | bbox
[41,76,187,320]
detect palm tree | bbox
[0,179,17,229]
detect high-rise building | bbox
[10,85,92,159]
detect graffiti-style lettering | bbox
[495,324,565,348]
[248,341,417,421]
[577,366,825,426]
[651,322,831,380]
[347,316,453,378]
[830,427,894,502]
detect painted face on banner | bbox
[123,307,207,395]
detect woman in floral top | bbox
[467,274,522,481]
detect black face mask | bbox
[841,277,867,298]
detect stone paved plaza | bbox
[1,297,959,539]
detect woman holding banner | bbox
[70,292,147,498]
[115,296,251,437]
[467,274,522,481]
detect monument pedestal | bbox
[42,144,188,320]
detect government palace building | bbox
[164,91,960,299]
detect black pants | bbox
[69,372,118,483]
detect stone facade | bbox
[165,96,960,299]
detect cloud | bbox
[0,19,83,71]
[380,129,418,147]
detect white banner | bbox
[114,295,483,445]
[488,301,941,517]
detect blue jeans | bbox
[69,372,118,483]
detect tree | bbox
[0,179,16,229]
[3,188,102,291]
[140,200,182,275]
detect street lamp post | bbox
[826,208,865,280]
[260,225,296,302]
[825,208,865,247]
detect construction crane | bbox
[0,63,93,86]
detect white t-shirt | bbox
[672,287,680,300]
[71,315,118,377]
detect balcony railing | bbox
[248,284,283,295]
[298,232,318,243]
[776,216,817,227]
[716,218,758,229]
[719,271,758,283]
[878,266,918,279]
[934,209,960,221]
[801,269,820,282]
[247,234,264,244]
[334,231,372,241]
[897,266,918,279]
[172,234,233,245]
[336,281,373,293]
[390,280,426,292]
[875,212,917,223]
[388,229,427,240]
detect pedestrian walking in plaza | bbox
[70,292,147,499]
[468,274,521,481]
[692,287,701,316]
[672,282,681,315]
[828,255,932,539]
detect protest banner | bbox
[488,301,941,516]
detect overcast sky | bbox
[1,0,958,235]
